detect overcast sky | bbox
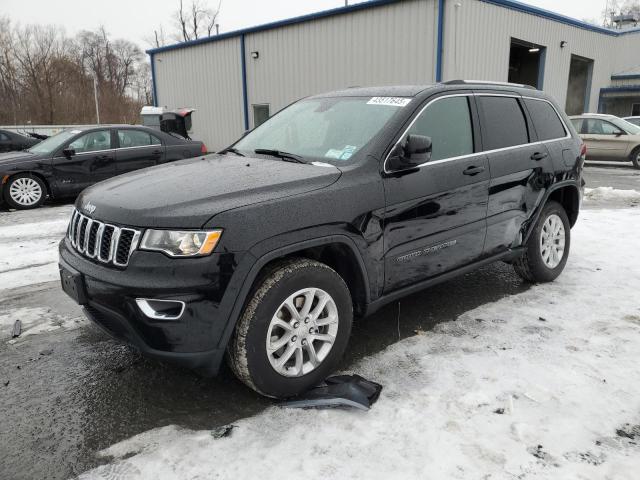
[0,0,608,50]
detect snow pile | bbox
[0,306,83,339]
[584,187,640,205]
[80,208,640,480]
[0,205,72,293]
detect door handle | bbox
[463,165,485,176]
[530,152,548,161]
[152,150,162,155]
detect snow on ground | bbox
[0,204,72,293]
[584,186,640,206]
[78,205,640,479]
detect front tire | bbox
[514,200,570,283]
[227,258,353,398]
[4,173,46,209]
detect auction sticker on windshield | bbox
[367,97,411,107]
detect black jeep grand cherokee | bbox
[59,81,584,398]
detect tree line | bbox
[0,18,151,126]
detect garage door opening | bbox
[565,55,594,115]
[508,38,545,88]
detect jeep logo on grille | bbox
[83,202,97,215]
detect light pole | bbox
[93,75,100,124]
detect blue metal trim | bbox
[150,53,158,107]
[240,34,249,131]
[145,0,640,56]
[599,86,640,93]
[436,0,445,82]
[584,60,594,112]
[536,47,546,89]
[146,0,402,55]
[597,90,604,113]
[611,74,640,80]
[478,0,640,37]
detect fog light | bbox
[136,298,185,320]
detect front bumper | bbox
[59,238,245,375]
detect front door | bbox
[52,129,116,195]
[382,94,489,292]
[581,118,629,160]
[115,129,165,174]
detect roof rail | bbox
[442,79,537,90]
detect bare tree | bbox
[175,0,221,42]
[0,19,150,126]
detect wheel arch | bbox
[523,182,580,243]
[216,235,370,352]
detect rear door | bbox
[382,93,490,292]
[51,129,116,194]
[115,129,165,174]
[581,118,628,160]
[476,93,554,256]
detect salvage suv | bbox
[59,81,584,398]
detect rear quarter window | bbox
[477,96,529,150]
[524,99,567,141]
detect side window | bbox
[477,96,529,150]
[0,132,9,141]
[68,130,112,153]
[117,130,159,148]
[584,119,620,135]
[601,121,622,135]
[406,96,474,161]
[524,99,566,141]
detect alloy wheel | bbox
[540,213,565,269]
[266,287,339,377]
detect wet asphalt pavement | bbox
[0,163,637,479]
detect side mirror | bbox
[387,134,432,172]
[62,148,76,158]
[615,130,625,137]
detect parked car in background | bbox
[0,129,40,152]
[623,116,640,127]
[0,125,206,209]
[569,113,640,169]
[59,82,584,398]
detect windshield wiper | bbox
[254,148,307,163]
[220,147,245,157]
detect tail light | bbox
[580,143,587,159]
[201,143,208,154]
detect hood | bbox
[0,150,38,167]
[77,154,341,228]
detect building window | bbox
[632,103,640,116]
[508,38,546,89]
[253,104,270,128]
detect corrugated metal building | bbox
[148,0,640,150]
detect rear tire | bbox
[514,200,570,283]
[227,258,353,398]
[4,173,46,209]
[630,147,640,170]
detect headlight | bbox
[140,229,222,257]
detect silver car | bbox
[569,114,640,169]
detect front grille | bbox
[67,209,141,267]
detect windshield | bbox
[611,117,640,135]
[232,96,407,163]
[27,130,82,155]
